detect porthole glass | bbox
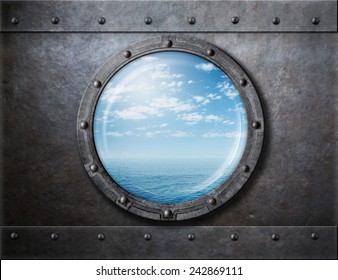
[77,36,264,220]
[93,52,247,204]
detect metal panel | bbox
[1,1,337,32]
[0,0,337,259]
[1,226,337,259]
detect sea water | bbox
[103,157,234,204]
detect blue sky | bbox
[94,51,247,165]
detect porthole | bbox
[77,36,264,220]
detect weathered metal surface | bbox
[1,32,336,227]
[1,1,337,32]
[77,35,264,221]
[0,0,337,259]
[1,226,336,259]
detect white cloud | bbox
[207,93,222,100]
[159,123,168,128]
[140,56,158,62]
[136,127,147,131]
[151,64,184,79]
[145,130,171,137]
[216,81,239,100]
[193,95,210,105]
[193,96,205,102]
[171,131,192,138]
[114,105,163,120]
[106,131,135,137]
[188,80,194,84]
[205,114,223,122]
[228,106,246,113]
[195,63,217,72]
[223,120,235,125]
[150,97,194,112]
[202,131,246,138]
[160,81,184,92]
[177,112,204,125]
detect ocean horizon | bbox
[102,157,235,204]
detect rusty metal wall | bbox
[0,0,337,259]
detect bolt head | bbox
[97,233,105,240]
[231,16,239,24]
[164,39,173,48]
[164,209,173,218]
[312,17,320,25]
[98,17,106,25]
[51,233,59,240]
[144,17,152,24]
[242,165,250,173]
[11,17,19,25]
[80,121,88,129]
[188,17,196,25]
[272,233,280,241]
[188,233,195,241]
[208,197,217,205]
[311,232,319,240]
[10,232,18,240]
[120,196,128,205]
[207,49,215,57]
[51,17,59,24]
[272,17,280,25]
[90,164,98,172]
[231,233,239,241]
[93,80,102,88]
[239,78,247,87]
[252,121,261,129]
[123,50,131,58]
[144,233,152,241]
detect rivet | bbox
[80,121,88,129]
[207,49,215,57]
[272,17,280,25]
[93,80,102,88]
[144,17,152,24]
[51,17,59,24]
[120,196,128,205]
[271,233,279,241]
[144,233,152,241]
[90,164,98,172]
[208,197,217,205]
[188,17,196,25]
[164,209,173,218]
[97,233,105,241]
[123,50,131,58]
[231,16,239,24]
[242,165,250,173]
[311,232,319,240]
[11,17,19,25]
[188,233,195,241]
[239,78,247,87]
[252,121,261,129]
[312,17,320,25]
[164,39,173,48]
[10,232,18,240]
[51,233,59,240]
[98,17,106,25]
[231,233,239,241]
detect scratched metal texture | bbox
[1,32,337,226]
[0,0,337,259]
[1,226,337,259]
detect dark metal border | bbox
[2,226,337,259]
[77,35,264,221]
[1,1,337,33]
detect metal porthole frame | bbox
[77,35,264,221]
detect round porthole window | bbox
[77,36,264,220]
